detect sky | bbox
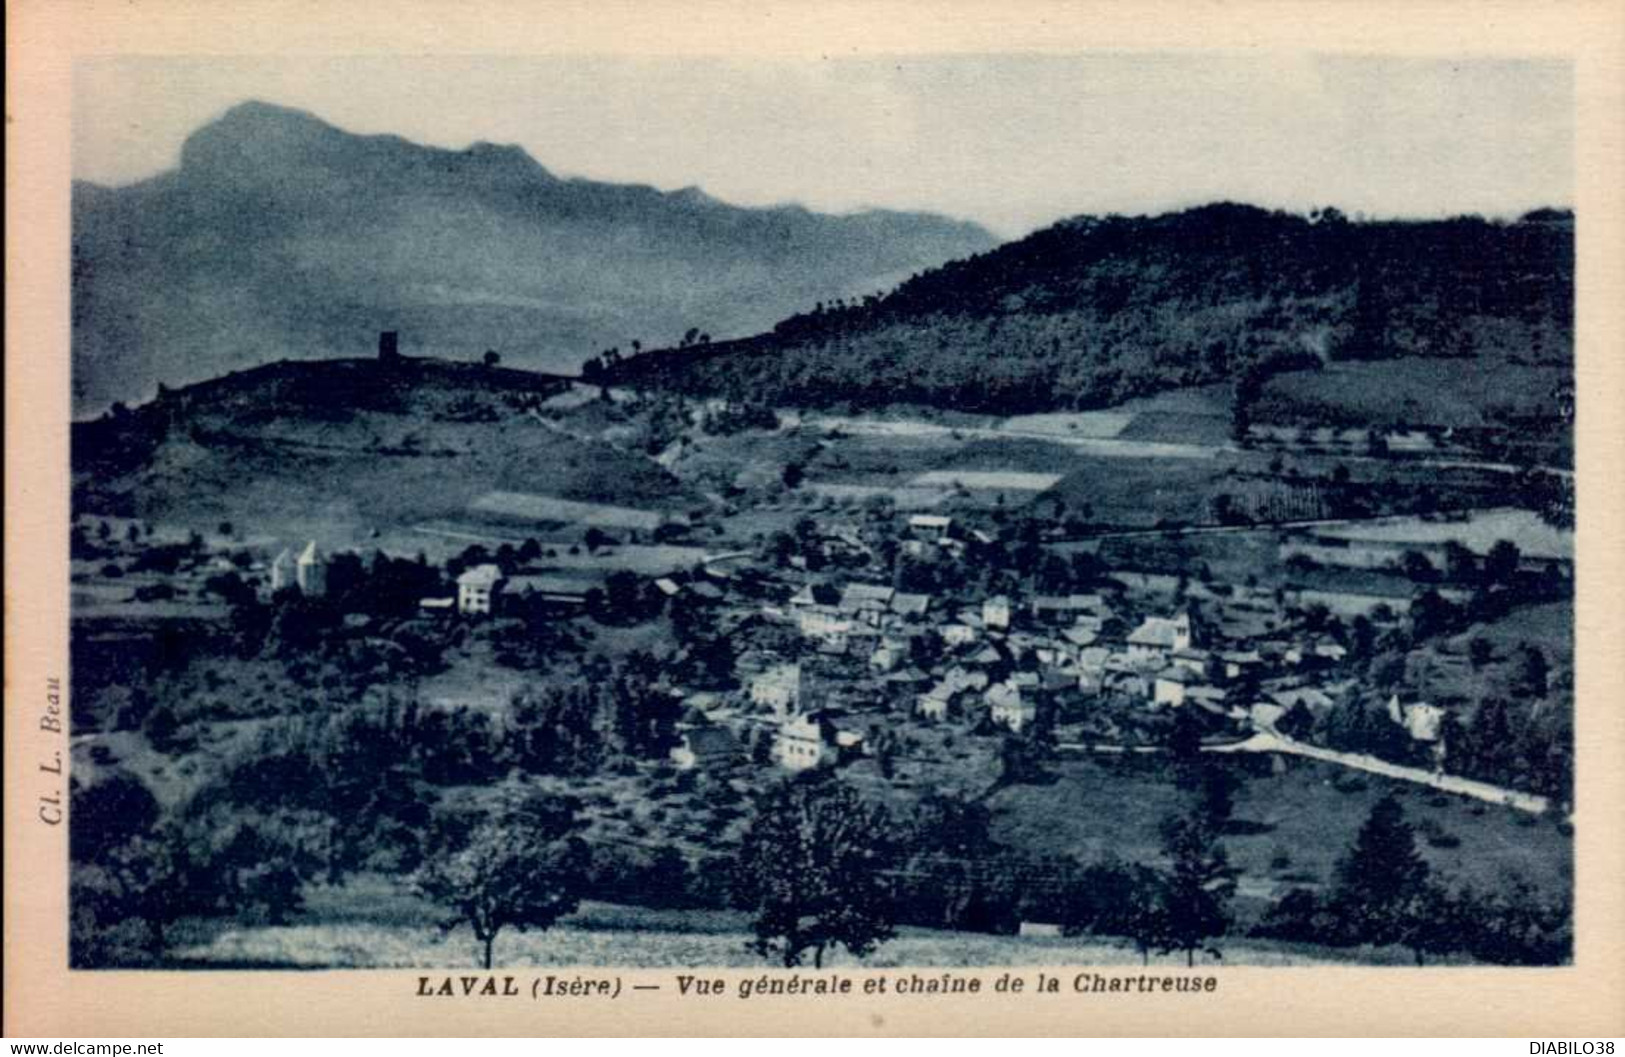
[73,53,1573,238]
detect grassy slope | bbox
[166,886,1418,969]
[1256,358,1570,430]
[986,755,1570,909]
[73,359,695,550]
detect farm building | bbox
[907,514,955,541]
[504,573,595,610]
[670,727,739,770]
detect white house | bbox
[773,713,856,771]
[798,608,852,649]
[1125,612,1193,666]
[750,663,803,715]
[986,681,1038,732]
[1387,695,1446,742]
[1153,668,1192,708]
[982,595,1012,632]
[869,639,907,673]
[916,684,954,722]
[456,563,504,615]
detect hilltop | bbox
[71,101,995,414]
[600,204,1573,426]
[71,354,697,549]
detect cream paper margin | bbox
[6,0,1623,1037]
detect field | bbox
[986,754,1571,920]
[998,411,1135,438]
[1461,600,1572,655]
[1036,457,1240,528]
[908,470,1064,492]
[1312,508,1573,561]
[468,490,678,531]
[1255,358,1569,431]
[165,888,1406,969]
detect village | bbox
[69,469,1571,811]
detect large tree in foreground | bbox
[415,786,589,969]
[736,775,897,968]
[1155,811,1237,967]
[1327,793,1432,950]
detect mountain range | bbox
[71,101,995,415]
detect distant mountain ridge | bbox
[72,101,996,414]
[601,203,1573,416]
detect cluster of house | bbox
[717,561,1449,772]
[249,513,1452,778]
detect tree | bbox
[71,834,179,967]
[1409,589,1459,642]
[1484,540,1522,586]
[908,793,997,858]
[736,776,896,968]
[1197,765,1239,832]
[1442,541,1477,584]
[1396,881,1462,966]
[1165,706,1207,786]
[1060,859,1168,964]
[1512,644,1550,698]
[1154,811,1237,966]
[1327,794,1431,948]
[70,772,161,864]
[1400,549,1437,583]
[415,788,589,969]
[68,772,179,967]
[483,350,502,367]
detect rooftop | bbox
[457,563,505,587]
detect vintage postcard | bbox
[7,0,1625,1038]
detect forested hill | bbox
[597,204,1574,414]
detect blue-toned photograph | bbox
[67,53,1573,971]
